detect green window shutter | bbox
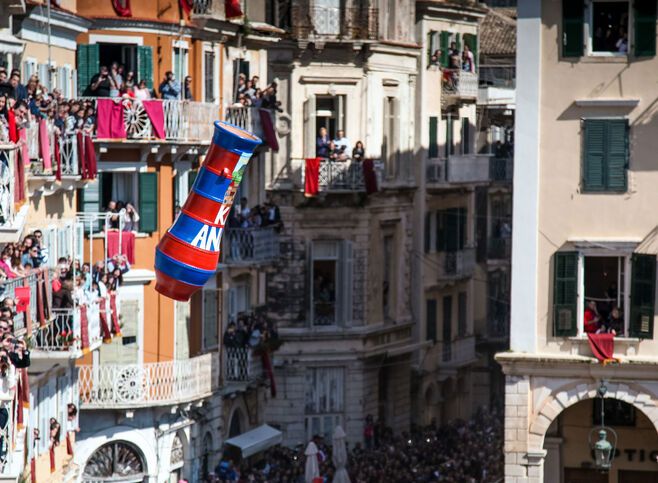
[424,212,431,253]
[463,33,477,69]
[440,31,450,67]
[630,254,656,339]
[77,44,99,96]
[426,299,437,342]
[635,0,657,57]
[138,172,158,233]
[605,119,629,192]
[137,46,154,89]
[583,119,606,191]
[553,251,578,336]
[436,210,447,252]
[429,116,438,158]
[462,117,470,154]
[562,0,584,57]
[455,33,461,53]
[78,173,103,231]
[445,208,460,252]
[188,169,198,192]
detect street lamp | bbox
[589,382,617,470]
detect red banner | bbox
[111,0,131,17]
[15,286,30,314]
[304,158,320,197]
[80,304,90,354]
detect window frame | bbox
[172,40,189,83]
[304,366,345,441]
[586,0,632,58]
[201,276,219,351]
[310,240,340,327]
[581,117,629,193]
[202,43,219,104]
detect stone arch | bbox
[528,380,658,451]
[228,406,246,438]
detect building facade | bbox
[501,0,658,482]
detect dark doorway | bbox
[564,468,607,483]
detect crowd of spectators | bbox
[316,127,365,163]
[104,200,141,232]
[207,408,503,483]
[234,74,282,112]
[429,41,476,91]
[223,309,280,353]
[227,197,283,232]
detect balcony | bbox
[0,145,28,241]
[78,353,215,409]
[438,335,477,374]
[427,156,491,186]
[442,71,479,102]
[290,5,378,41]
[223,227,280,266]
[190,0,226,22]
[436,248,476,281]
[478,65,516,106]
[487,237,511,261]
[223,347,263,383]
[294,158,383,193]
[489,156,513,183]
[225,106,276,145]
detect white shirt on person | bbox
[333,136,351,155]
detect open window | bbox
[552,250,656,338]
[310,240,353,327]
[590,1,630,55]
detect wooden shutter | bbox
[605,119,628,192]
[203,286,218,349]
[463,33,477,69]
[445,208,460,252]
[461,117,470,154]
[455,33,461,53]
[426,299,437,342]
[630,254,656,339]
[475,187,487,263]
[429,116,439,158]
[562,0,584,57]
[582,119,606,191]
[635,0,657,57]
[440,31,450,67]
[436,210,447,252]
[553,251,578,336]
[78,173,103,232]
[458,207,467,250]
[137,46,154,89]
[304,94,316,158]
[77,44,99,96]
[338,240,354,326]
[138,172,158,233]
[424,212,431,253]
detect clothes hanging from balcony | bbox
[259,109,279,151]
[37,269,50,328]
[141,100,165,139]
[586,333,618,364]
[99,298,112,343]
[80,304,90,355]
[96,99,127,140]
[261,351,277,397]
[106,231,136,264]
[49,444,55,472]
[38,119,52,173]
[362,158,378,195]
[15,286,29,314]
[66,432,73,456]
[305,157,320,197]
[111,0,131,17]
[77,132,97,181]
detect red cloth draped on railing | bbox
[49,444,55,472]
[15,286,29,314]
[179,0,193,14]
[16,128,28,201]
[36,269,50,328]
[304,158,320,197]
[99,298,112,343]
[15,378,23,431]
[111,0,131,17]
[38,119,52,172]
[30,456,36,483]
[106,231,136,264]
[54,132,61,181]
[77,132,97,181]
[96,99,126,139]
[225,0,243,18]
[363,158,378,194]
[142,101,166,139]
[79,304,90,354]
[261,351,277,397]
[587,333,618,364]
[110,294,121,336]
[66,432,73,455]
[7,109,17,144]
[259,109,279,151]
[20,368,29,410]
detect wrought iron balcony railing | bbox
[78,353,215,409]
[442,70,479,100]
[223,227,280,265]
[290,6,378,41]
[223,347,263,383]
[437,248,476,281]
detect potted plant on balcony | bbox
[56,329,75,348]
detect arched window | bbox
[229,409,243,438]
[83,440,145,482]
[201,432,213,479]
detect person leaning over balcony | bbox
[352,140,365,162]
[9,70,26,102]
[7,337,29,369]
[124,71,135,91]
[108,62,122,98]
[159,71,181,100]
[0,95,10,144]
[122,202,140,232]
[184,76,193,101]
[0,247,18,279]
[52,278,74,310]
[87,66,112,98]
[462,44,475,74]
[133,79,152,101]
[333,129,351,161]
[316,127,330,158]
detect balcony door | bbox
[312,0,340,35]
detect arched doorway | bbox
[545,398,658,483]
[169,433,184,481]
[82,440,146,482]
[228,408,244,438]
[201,432,213,479]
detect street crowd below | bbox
[208,408,503,483]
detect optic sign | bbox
[154,121,262,301]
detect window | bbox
[310,240,353,326]
[582,119,628,192]
[202,278,218,350]
[461,117,471,154]
[444,114,456,157]
[429,116,439,158]
[78,171,158,233]
[204,49,217,103]
[382,234,394,320]
[303,94,346,158]
[552,251,656,338]
[173,43,189,83]
[436,208,467,252]
[488,270,510,337]
[563,0,656,57]
[304,367,344,440]
[227,279,251,323]
[382,97,400,177]
[442,295,453,361]
[458,291,467,337]
[311,0,340,36]
[426,299,437,342]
